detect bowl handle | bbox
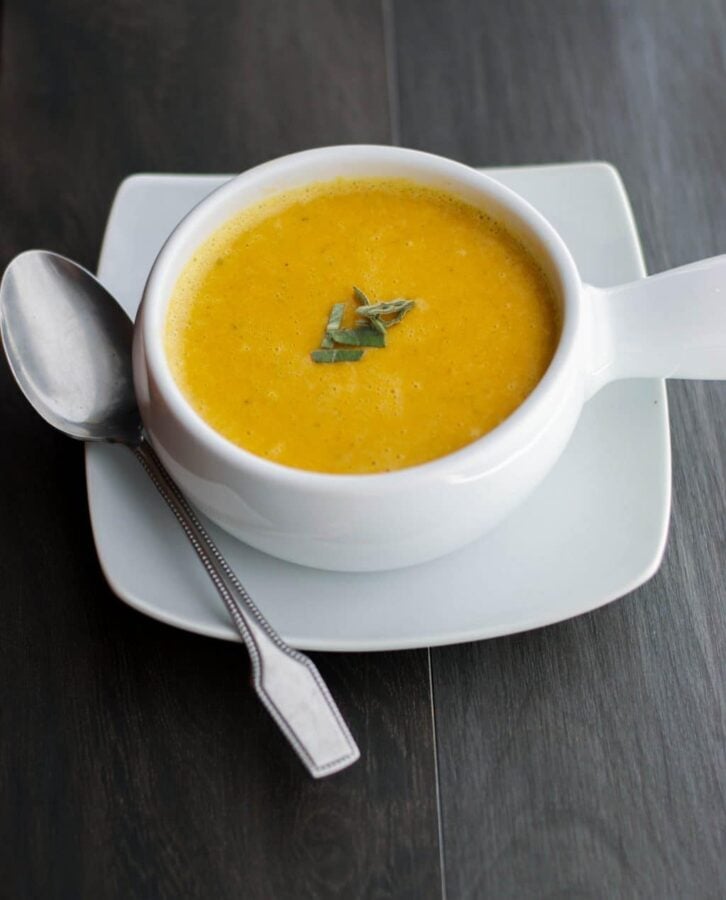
[585,254,726,397]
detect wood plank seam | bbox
[0,1,5,76]
[0,1,443,894]
[382,0,402,147]
[382,1,447,896]
[428,647,448,900]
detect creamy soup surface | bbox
[165,178,560,474]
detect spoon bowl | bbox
[1,251,141,443]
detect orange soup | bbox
[165,178,559,474]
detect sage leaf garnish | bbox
[321,302,346,348]
[365,315,387,335]
[356,299,415,322]
[326,302,345,331]
[385,305,415,326]
[329,327,386,347]
[311,348,364,363]
[311,288,416,362]
[353,286,371,306]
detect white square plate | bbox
[87,163,670,651]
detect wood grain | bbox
[393,0,726,896]
[0,2,441,897]
[3,0,726,895]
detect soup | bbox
[165,178,559,474]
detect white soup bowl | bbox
[133,146,726,571]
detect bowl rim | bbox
[139,144,583,491]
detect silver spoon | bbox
[0,250,359,778]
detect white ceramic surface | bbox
[131,147,725,572]
[134,148,582,571]
[88,163,670,650]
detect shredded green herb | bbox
[356,299,416,324]
[365,315,387,335]
[353,286,372,306]
[328,327,386,348]
[311,348,364,363]
[321,302,346,348]
[311,288,416,363]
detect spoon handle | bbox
[132,440,360,778]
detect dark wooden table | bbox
[1,1,725,897]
